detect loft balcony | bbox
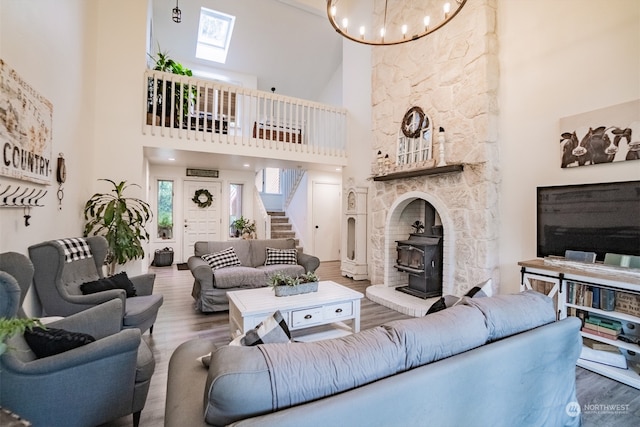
[141,70,348,166]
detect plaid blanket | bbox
[56,238,93,263]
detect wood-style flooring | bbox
[102,261,640,427]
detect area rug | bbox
[177,263,189,271]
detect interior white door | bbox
[183,181,222,260]
[312,182,341,261]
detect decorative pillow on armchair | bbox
[202,247,241,270]
[24,327,95,358]
[80,271,137,297]
[264,247,298,265]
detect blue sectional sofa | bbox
[165,290,582,426]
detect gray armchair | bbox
[28,236,163,334]
[0,294,155,427]
[0,251,33,318]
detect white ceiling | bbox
[148,0,344,172]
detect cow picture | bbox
[559,100,640,168]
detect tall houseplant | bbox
[147,47,194,124]
[83,179,152,275]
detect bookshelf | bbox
[519,258,640,389]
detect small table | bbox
[227,281,363,342]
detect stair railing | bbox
[254,188,270,239]
[281,168,306,210]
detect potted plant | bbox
[83,179,152,275]
[268,271,319,297]
[157,214,173,240]
[0,317,43,355]
[147,47,194,126]
[231,216,256,239]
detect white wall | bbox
[497,0,640,293]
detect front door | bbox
[183,180,222,260]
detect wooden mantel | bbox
[372,164,464,182]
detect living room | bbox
[1,0,639,425]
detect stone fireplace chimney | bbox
[363,1,500,316]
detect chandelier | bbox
[172,0,182,23]
[327,0,467,46]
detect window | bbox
[264,168,281,194]
[157,180,174,239]
[196,7,235,64]
[229,183,243,237]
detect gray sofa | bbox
[187,239,320,312]
[165,290,582,427]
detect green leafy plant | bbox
[83,179,152,274]
[267,271,319,288]
[0,317,43,355]
[231,216,256,238]
[147,47,194,120]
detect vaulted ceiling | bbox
[151,0,342,103]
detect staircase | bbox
[268,211,304,251]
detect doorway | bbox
[312,182,341,261]
[183,180,222,260]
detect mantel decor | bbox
[373,164,463,181]
[192,189,213,208]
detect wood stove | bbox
[395,233,443,299]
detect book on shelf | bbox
[582,327,620,340]
[583,337,621,353]
[580,345,627,369]
[592,287,601,309]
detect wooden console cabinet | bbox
[519,258,640,389]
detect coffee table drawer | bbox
[291,307,323,328]
[323,302,353,320]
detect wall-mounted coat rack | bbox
[0,184,47,207]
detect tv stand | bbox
[519,258,640,389]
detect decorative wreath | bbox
[401,106,426,139]
[192,189,213,208]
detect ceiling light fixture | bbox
[172,0,182,23]
[327,0,467,46]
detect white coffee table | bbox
[227,280,363,342]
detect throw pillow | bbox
[24,327,95,358]
[264,247,298,266]
[80,271,137,297]
[230,310,291,346]
[426,297,447,315]
[202,247,241,270]
[425,279,493,316]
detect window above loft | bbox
[196,7,235,64]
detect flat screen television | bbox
[536,180,640,261]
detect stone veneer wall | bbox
[369,0,501,296]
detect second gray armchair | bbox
[28,236,163,334]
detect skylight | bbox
[196,7,235,64]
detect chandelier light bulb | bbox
[330,6,336,17]
[444,2,451,18]
[359,26,366,37]
[380,27,386,39]
[342,17,348,30]
[424,15,430,29]
[401,24,408,37]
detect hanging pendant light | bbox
[327,0,467,46]
[172,0,182,23]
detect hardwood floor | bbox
[102,261,640,426]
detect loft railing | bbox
[142,70,347,157]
